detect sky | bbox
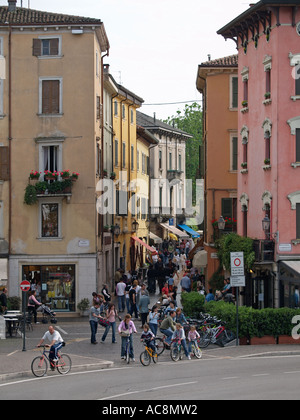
[1,0,249,120]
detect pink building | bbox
[218,0,300,308]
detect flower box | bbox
[60,170,70,179]
[29,171,40,180]
[44,170,58,180]
[71,172,79,181]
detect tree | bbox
[216,233,255,273]
[164,102,202,204]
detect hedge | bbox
[181,292,300,338]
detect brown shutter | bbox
[32,39,41,56]
[0,147,9,181]
[42,80,59,114]
[50,38,59,56]
[96,96,100,120]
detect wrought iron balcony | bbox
[253,239,275,262]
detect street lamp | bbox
[262,215,270,237]
[132,219,139,232]
[217,215,226,231]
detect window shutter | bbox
[296,129,300,162]
[50,38,59,55]
[296,67,300,95]
[232,77,238,108]
[297,203,300,239]
[96,96,101,120]
[232,136,238,170]
[42,80,59,114]
[0,147,9,181]
[32,39,41,56]
[221,198,232,219]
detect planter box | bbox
[278,335,300,345]
[250,336,276,345]
[239,337,250,345]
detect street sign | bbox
[230,252,244,276]
[230,276,245,287]
[20,280,30,292]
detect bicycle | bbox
[140,340,158,366]
[189,339,202,359]
[120,331,132,363]
[31,345,72,377]
[153,336,166,355]
[170,338,185,362]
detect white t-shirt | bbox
[42,330,63,344]
[116,281,126,296]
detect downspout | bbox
[8,25,12,256]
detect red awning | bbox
[131,236,157,254]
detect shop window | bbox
[22,264,75,312]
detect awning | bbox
[160,222,189,239]
[149,232,163,244]
[281,261,300,277]
[192,250,208,267]
[131,236,157,254]
[178,224,200,238]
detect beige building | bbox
[1,2,110,312]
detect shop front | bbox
[22,264,76,312]
[279,261,300,308]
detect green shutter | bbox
[297,203,300,239]
[232,77,238,108]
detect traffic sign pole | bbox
[230,252,245,347]
[20,280,30,352]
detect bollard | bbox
[0,315,6,339]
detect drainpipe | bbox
[8,25,12,256]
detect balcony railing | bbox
[166,170,183,182]
[253,239,275,262]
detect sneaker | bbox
[53,357,58,362]
[188,355,191,360]
[130,357,135,362]
[121,356,125,360]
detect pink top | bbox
[106,308,117,323]
[188,330,200,341]
[118,320,137,335]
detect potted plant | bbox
[60,170,70,179]
[35,181,48,195]
[241,162,247,169]
[44,170,58,181]
[264,92,271,99]
[264,158,270,165]
[24,184,38,205]
[29,170,40,180]
[103,224,111,232]
[71,172,79,181]
[77,298,90,316]
[103,169,108,177]
[241,100,248,108]
[61,179,72,193]
[110,171,116,180]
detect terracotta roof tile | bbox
[200,54,238,67]
[0,6,102,25]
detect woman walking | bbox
[101,303,120,344]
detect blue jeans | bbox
[118,295,125,312]
[101,321,116,343]
[149,322,158,336]
[90,320,98,343]
[160,328,173,344]
[121,334,134,358]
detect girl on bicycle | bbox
[187,325,200,353]
[172,323,191,360]
[118,314,137,361]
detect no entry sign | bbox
[20,280,30,292]
[230,252,244,276]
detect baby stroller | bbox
[38,304,57,324]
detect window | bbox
[0,147,9,181]
[115,139,119,166]
[296,68,300,96]
[117,190,128,216]
[96,96,101,120]
[137,150,139,171]
[37,139,63,179]
[41,203,59,238]
[114,100,118,116]
[39,78,62,115]
[43,145,58,173]
[179,154,182,172]
[159,150,162,170]
[131,145,134,170]
[230,76,238,109]
[296,129,300,162]
[131,109,134,124]
[169,152,172,170]
[122,104,125,119]
[262,118,272,164]
[33,37,60,57]
[230,134,238,171]
[122,143,126,168]
[221,197,237,232]
[297,203,300,239]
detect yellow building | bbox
[111,80,144,273]
[0,2,110,313]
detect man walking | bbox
[116,279,126,312]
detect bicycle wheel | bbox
[31,356,48,377]
[198,331,211,348]
[193,343,202,359]
[56,354,72,374]
[170,344,180,362]
[154,337,165,355]
[140,350,151,366]
[152,353,158,364]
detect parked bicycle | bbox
[31,345,72,377]
[140,340,158,366]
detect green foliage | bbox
[216,233,255,272]
[77,298,90,312]
[164,103,202,205]
[203,300,300,338]
[24,184,37,205]
[181,291,205,317]
[7,296,21,310]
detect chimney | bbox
[8,1,17,12]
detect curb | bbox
[0,360,114,383]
